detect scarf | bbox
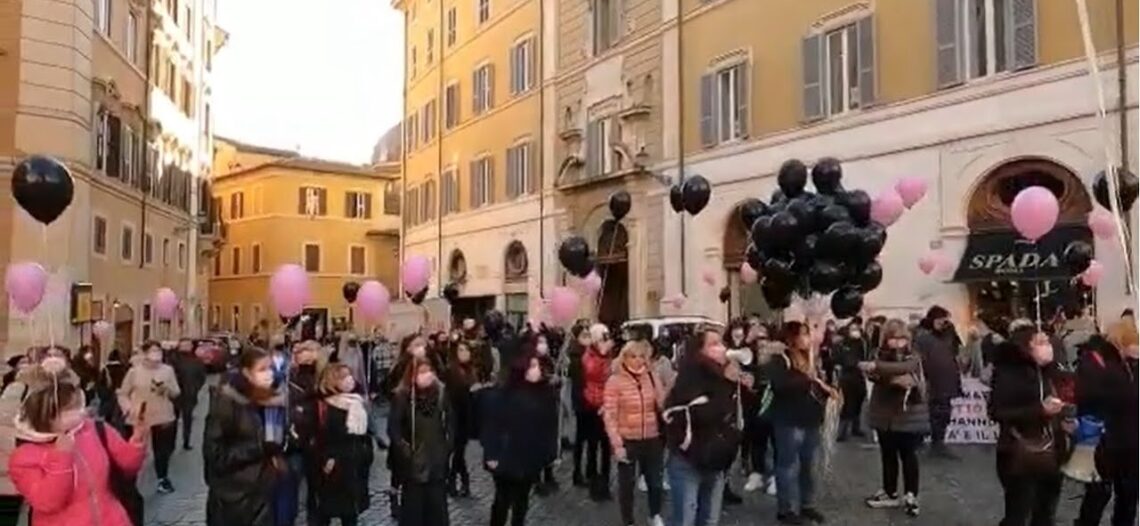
[325,393,368,435]
[227,373,288,444]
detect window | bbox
[126,12,139,63]
[162,238,170,266]
[213,254,221,276]
[419,178,437,223]
[251,304,262,328]
[182,5,192,40]
[298,186,328,216]
[93,216,107,255]
[469,156,494,208]
[180,78,194,117]
[411,47,417,78]
[121,224,134,261]
[350,246,366,275]
[801,17,875,120]
[230,305,242,333]
[510,38,535,95]
[441,168,460,215]
[345,192,373,219]
[384,182,402,215]
[585,117,620,177]
[426,29,435,64]
[121,124,135,183]
[95,0,111,35]
[422,100,437,143]
[592,0,621,54]
[473,64,494,115]
[935,0,1036,88]
[94,108,109,171]
[178,241,187,270]
[699,62,749,147]
[477,0,490,24]
[303,243,321,272]
[447,7,458,46]
[506,142,533,198]
[143,232,154,265]
[229,192,244,219]
[210,304,221,329]
[444,83,460,129]
[252,243,262,273]
[405,187,420,227]
[406,113,419,150]
[229,246,240,274]
[142,304,152,341]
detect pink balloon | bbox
[1088,208,1117,240]
[702,268,717,286]
[918,251,939,275]
[579,271,602,294]
[548,286,581,325]
[5,262,47,314]
[740,262,759,284]
[270,264,310,317]
[1080,260,1105,287]
[1010,186,1059,241]
[401,255,432,294]
[870,189,906,226]
[895,177,928,209]
[355,280,391,321]
[153,287,179,321]
[93,320,113,340]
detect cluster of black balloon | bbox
[1063,240,1095,275]
[558,189,635,278]
[1092,168,1139,212]
[744,158,887,319]
[12,155,75,226]
[342,281,360,303]
[669,175,712,216]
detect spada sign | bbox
[952,225,1091,282]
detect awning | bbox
[952,225,1092,282]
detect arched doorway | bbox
[723,203,777,321]
[503,241,530,329]
[954,158,1094,321]
[447,248,495,323]
[597,220,629,326]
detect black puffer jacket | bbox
[481,382,558,479]
[203,379,283,526]
[388,383,453,485]
[1076,336,1138,477]
[664,355,740,472]
[988,341,1068,461]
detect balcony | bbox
[197,216,226,253]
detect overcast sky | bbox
[212,0,404,164]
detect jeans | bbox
[929,398,952,446]
[490,474,535,526]
[617,438,665,524]
[1075,472,1138,526]
[573,411,589,476]
[667,455,725,526]
[876,430,921,496]
[280,453,321,526]
[995,451,1062,526]
[744,416,774,475]
[151,422,177,480]
[773,424,821,516]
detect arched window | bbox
[504,241,528,282]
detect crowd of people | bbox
[0,305,1135,526]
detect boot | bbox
[723,482,743,505]
[573,470,588,488]
[459,478,471,498]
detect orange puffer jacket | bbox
[602,366,665,451]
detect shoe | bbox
[156,479,175,494]
[375,438,390,450]
[744,472,764,492]
[459,483,471,498]
[864,490,901,509]
[573,471,588,488]
[765,476,777,496]
[930,443,960,460]
[851,428,867,438]
[650,515,665,526]
[637,476,648,492]
[663,478,670,491]
[448,482,460,498]
[800,508,825,523]
[903,493,919,517]
[182,444,192,451]
[836,422,849,443]
[723,484,743,505]
[777,512,805,525]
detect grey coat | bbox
[915,328,962,401]
[867,352,931,435]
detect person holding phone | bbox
[118,341,181,494]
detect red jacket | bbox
[582,347,613,410]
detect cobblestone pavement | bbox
[143,390,1089,526]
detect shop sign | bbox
[952,225,1092,282]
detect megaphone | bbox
[726,348,753,366]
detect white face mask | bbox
[1030,342,1054,366]
[252,370,274,389]
[146,350,163,364]
[850,330,863,339]
[415,371,436,389]
[410,345,426,359]
[339,376,356,393]
[536,343,549,355]
[525,365,542,383]
[53,408,86,434]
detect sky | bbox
[212,0,404,164]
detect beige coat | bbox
[117,363,181,427]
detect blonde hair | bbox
[615,340,652,373]
[318,363,351,396]
[1106,319,1139,353]
[881,319,911,344]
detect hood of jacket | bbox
[221,377,287,408]
[12,415,62,444]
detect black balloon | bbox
[830,287,864,318]
[777,159,809,198]
[1063,241,1094,275]
[854,227,885,263]
[408,288,428,305]
[857,261,883,292]
[342,281,360,303]
[669,184,685,213]
[866,221,888,247]
[443,282,461,303]
[719,286,731,304]
[762,256,797,285]
[770,188,787,205]
[794,234,820,268]
[745,244,764,271]
[738,198,769,230]
[559,236,593,277]
[768,211,801,250]
[817,203,851,230]
[811,157,843,195]
[761,281,793,309]
[786,196,817,235]
[808,261,846,294]
[1092,168,1139,212]
[751,215,775,251]
[682,175,712,215]
[839,190,872,226]
[608,190,632,221]
[12,155,74,225]
[820,221,857,258]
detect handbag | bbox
[94,421,144,526]
[1006,370,1059,477]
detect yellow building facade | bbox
[208,138,401,336]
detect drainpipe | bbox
[437,0,444,297]
[398,7,409,300]
[676,0,687,297]
[538,0,546,299]
[139,13,155,270]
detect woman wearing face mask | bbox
[859,320,930,517]
[533,333,563,496]
[744,324,778,495]
[835,323,870,441]
[9,358,149,526]
[285,342,323,526]
[603,341,666,526]
[567,323,593,488]
[989,320,1069,526]
[482,352,558,526]
[314,364,374,526]
[117,341,181,494]
[581,323,615,501]
[445,342,477,498]
[203,347,288,526]
[388,358,452,526]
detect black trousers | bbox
[1076,472,1139,526]
[929,398,953,446]
[449,437,470,488]
[839,379,866,424]
[174,401,197,447]
[573,411,589,476]
[996,451,1062,526]
[490,474,535,526]
[877,430,921,496]
[152,422,178,480]
[745,416,774,475]
[398,480,449,526]
[581,412,611,483]
[0,495,23,526]
[617,438,664,525]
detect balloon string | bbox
[40,224,54,349]
[1034,281,1043,330]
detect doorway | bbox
[597,220,629,327]
[300,308,329,341]
[114,304,135,354]
[451,296,497,326]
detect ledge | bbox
[559,128,583,141]
[618,104,652,120]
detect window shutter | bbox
[486,158,496,204]
[528,143,539,194]
[585,121,599,177]
[506,147,517,198]
[344,192,354,217]
[699,73,716,147]
[734,64,749,138]
[528,38,538,91]
[486,64,495,109]
[107,116,122,177]
[469,161,480,208]
[801,34,824,120]
[298,187,307,214]
[608,0,621,47]
[318,189,328,215]
[934,0,962,88]
[856,16,876,106]
[364,193,373,218]
[473,70,481,113]
[1009,0,1036,70]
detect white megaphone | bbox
[1062,443,1100,483]
[726,348,753,366]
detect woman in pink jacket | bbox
[603,340,666,526]
[8,358,148,526]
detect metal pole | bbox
[676,1,687,297]
[538,0,546,300]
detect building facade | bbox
[0,0,221,356]
[208,138,401,337]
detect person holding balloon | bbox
[387,356,453,526]
[117,341,181,494]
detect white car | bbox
[620,316,725,343]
